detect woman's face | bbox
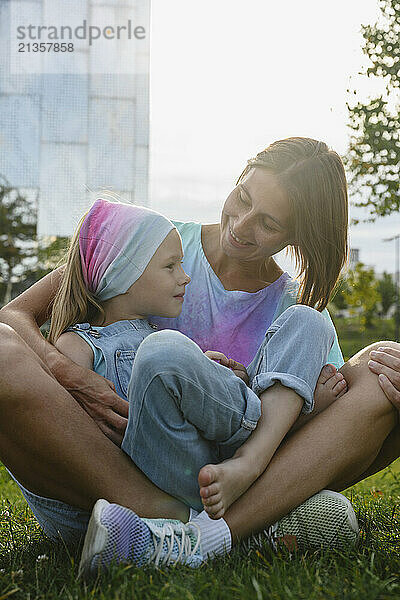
[220,167,292,262]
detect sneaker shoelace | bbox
[149,522,201,566]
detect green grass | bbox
[0,461,399,600]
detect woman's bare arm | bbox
[0,268,129,446]
[0,268,63,365]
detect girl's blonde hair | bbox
[48,213,105,344]
[237,137,348,312]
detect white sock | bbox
[188,507,199,521]
[190,510,232,558]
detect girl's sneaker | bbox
[78,499,203,577]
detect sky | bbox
[149,0,400,276]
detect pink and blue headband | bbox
[79,199,175,301]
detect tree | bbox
[377,270,397,316]
[330,276,350,311]
[23,236,68,283]
[0,178,37,305]
[0,178,68,307]
[346,0,400,222]
[344,263,381,328]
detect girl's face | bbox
[124,229,191,318]
[220,168,292,262]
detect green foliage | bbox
[344,263,381,328]
[377,271,397,315]
[330,269,398,329]
[0,177,69,307]
[333,316,395,361]
[0,178,37,305]
[330,276,350,310]
[346,0,400,222]
[23,236,68,284]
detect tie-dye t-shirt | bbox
[150,221,344,368]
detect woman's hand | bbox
[50,355,129,446]
[0,272,130,443]
[368,346,400,410]
[204,350,249,385]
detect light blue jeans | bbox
[121,305,335,510]
[9,305,335,543]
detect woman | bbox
[0,137,399,565]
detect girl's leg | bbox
[121,329,261,512]
[199,304,337,517]
[289,364,347,434]
[0,325,188,526]
[223,340,399,543]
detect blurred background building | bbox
[0,0,150,236]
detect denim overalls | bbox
[66,319,158,400]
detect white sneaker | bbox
[78,499,204,578]
[245,490,359,552]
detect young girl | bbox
[50,196,331,509]
[45,197,356,574]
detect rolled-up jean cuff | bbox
[251,372,315,415]
[217,394,261,460]
[242,394,262,428]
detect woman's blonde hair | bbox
[236,137,348,312]
[48,212,105,344]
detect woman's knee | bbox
[341,340,400,381]
[340,340,400,415]
[0,324,26,369]
[0,322,18,343]
[0,325,52,388]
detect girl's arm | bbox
[55,332,94,371]
[0,268,129,446]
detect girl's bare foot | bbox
[314,363,348,408]
[289,364,349,435]
[198,457,259,519]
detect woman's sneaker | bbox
[245,490,359,552]
[78,499,203,577]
